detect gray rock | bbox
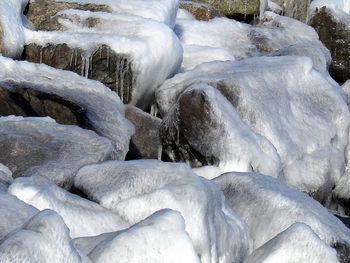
[179,1,223,20]
[190,0,260,16]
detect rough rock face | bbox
[179,1,222,20]
[26,0,111,31]
[309,7,350,82]
[124,105,162,160]
[23,44,134,103]
[269,0,310,22]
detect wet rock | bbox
[269,0,310,22]
[309,7,350,82]
[125,105,162,160]
[179,1,222,20]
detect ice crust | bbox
[213,172,350,249]
[244,223,339,263]
[74,159,252,263]
[0,55,134,159]
[8,175,128,238]
[157,56,350,200]
[0,116,114,188]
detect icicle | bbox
[39,47,43,64]
[84,55,90,78]
[70,49,74,67]
[244,0,247,21]
[157,144,162,160]
[120,57,125,102]
[106,47,110,67]
[259,0,268,23]
[150,103,158,117]
[74,49,78,66]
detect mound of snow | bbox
[8,175,127,238]
[74,159,252,263]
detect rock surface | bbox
[190,0,260,16]
[179,1,222,20]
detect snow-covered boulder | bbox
[0,116,114,188]
[0,164,12,192]
[244,223,339,263]
[0,209,88,263]
[76,210,200,263]
[74,159,252,263]
[157,56,350,203]
[8,175,127,238]
[0,56,133,159]
[0,191,38,240]
[268,0,311,22]
[213,172,350,260]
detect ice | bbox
[8,175,128,238]
[0,164,12,192]
[245,223,339,263]
[213,172,350,250]
[0,55,134,159]
[81,209,200,263]
[192,166,225,180]
[0,191,38,240]
[0,116,114,188]
[157,56,350,202]
[74,159,252,263]
[310,0,350,23]
[0,209,87,263]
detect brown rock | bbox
[179,1,223,20]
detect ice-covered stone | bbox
[8,175,128,238]
[0,164,12,191]
[74,159,252,263]
[0,116,113,188]
[179,1,222,20]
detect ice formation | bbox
[157,56,350,202]
[0,164,12,191]
[0,55,134,159]
[244,223,339,263]
[310,0,350,21]
[0,116,113,188]
[213,172,350,251]
[74,159,252,263]
[0,210,88,263]
[81,210,200,263]
[8,175,128,238]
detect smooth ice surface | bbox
[192,166,224,180]
[245,223,339,263]
[8,175,127,238]
[0,191,38,240]
[86,209,200,263]
[0,116,113,188]
[0,55,133,159]
[0,210,87,263]
[24,9,183,108]
[213,172,350,249]
[157,56,350,200]
[74,159,252,263]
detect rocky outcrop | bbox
[309,7,350,82]
[179,1,222,20]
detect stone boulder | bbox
[179,1,222,20]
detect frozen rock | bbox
[0,191,38,240]
[179,1,222,20]
[82,210,200,263]
[0,209,86,263]
[125,105,162,160]
[157,56,350,202]
[8,175,128,238]
[0,56,133,159]
[0,164,12,191]
[213,172,350,260]
[160,83,281,176]
[244,223,339,263]
[0,116,113,188]
[269,0,311,22]
[74,159,252,263]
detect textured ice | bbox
[310,0,350,23]
[0,209,87,263]
[74,159,252,263]
[157,56,350,201]
[0,116,113,188]
[81,210,200,263]
[192,166,224,180]
[0,55,133,159]
[0,164,12,191]
[245,223,339,263]
[8,175,127,238]
[0,191,38,240]
[213,172,350,250]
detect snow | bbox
[0,191,38,240]
[157,56,350,201]
[192,166,224,180]
[213,172,350,249]
[0,116,113,188]
[0,55,134,159]
[85,209,200,263]
[0,209,87,263]
[8,175,128,238]
[74,159,252,263]
[244,223,339,263]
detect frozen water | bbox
[192,166,225,180]
[310,0,350,23]
[0,209,86,263]
[8,175,128,238]
[245,223,339,263]
[74,159,252,263]
[0,116,114,188]
[86,209,200,263]
[213,172,350,249]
